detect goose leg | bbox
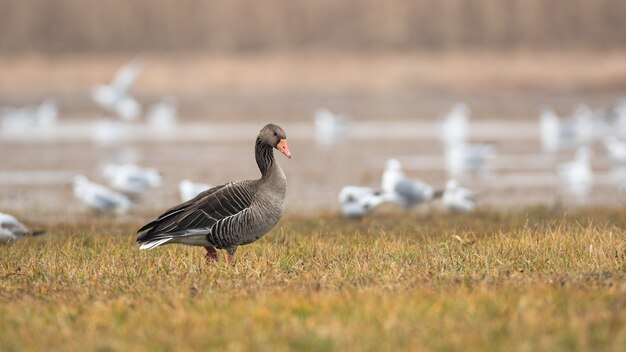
[225,246,237,263]
[204,246,218,262]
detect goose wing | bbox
[136,181,254,242]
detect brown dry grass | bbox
[1,209,625,351]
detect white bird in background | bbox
[72,175,132,213]
[147,96,178,130]
[109,146,142,165]
[610,166,626,191]
[338,186,390,218]
[382,159,441,208]
[442,179,477,213]
[438,102,470,146]
[444,143,495,178]
[314,108,351,146]
[539,108,561,153]
[35,99,58,127]
[611,100,626,137]
[557,147,594,200]
[572,104,596,145]
[540,107,584,151]
[102,163,162,197]
[0,99,58,131]
[0,212,45,244]
[91,119,128,146]
[179,179,212,202]
[540,105,601,152]
[603,136,626,164]
[91,58,144,121]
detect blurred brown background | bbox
[1,0,625,214]
[0,0,625,53]
[0,0,625,120]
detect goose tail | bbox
[139,237,173,250]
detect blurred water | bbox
[0,119,539,143]
[0,117,623,219]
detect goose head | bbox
[259,123,291,159]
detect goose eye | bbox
[273,132,277,136]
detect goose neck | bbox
[255,138,275,177]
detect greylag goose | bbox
[0,212,44,244]
[137,123,291,262]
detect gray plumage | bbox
[393,179,437,206]
[136,123,291,261]
[338,186,391,218]
[382,159,442,208]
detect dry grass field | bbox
[1,208,625,351]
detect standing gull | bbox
[314,108,351,146]
[603,136,626,164]
[382,159,442,208]
[442,180,478,213]
[73,175,133,213]
[102,163,162,197]
[147,96,178,131]
[444,142,495,178]
[557,147,594,200]
[338,186,390,218]
[0,99,58,132]
[438,102,470,147]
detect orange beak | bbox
[276,139,292,159]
